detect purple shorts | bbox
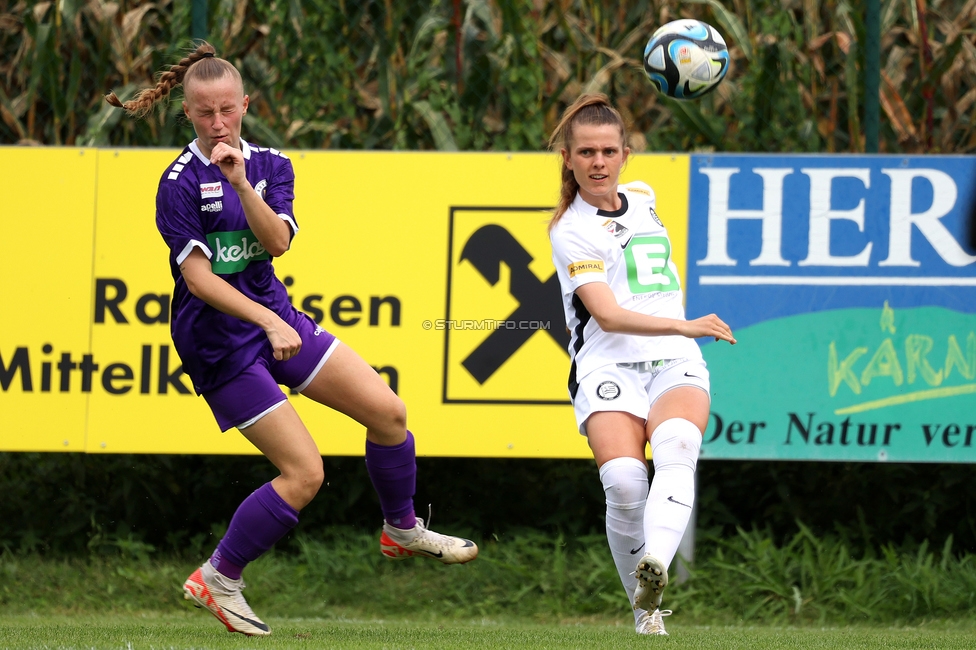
[202,309,339,432]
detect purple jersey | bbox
[156,139,298,393]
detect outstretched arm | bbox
[575,281,736,344]
[180,249,302,360]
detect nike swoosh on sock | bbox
[630,543,645,555]
[667,496,692,508]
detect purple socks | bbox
[365,430,418,530]
[209,433,417,579]
[210,482,299,580]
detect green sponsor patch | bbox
[206,229,269,274]
[623,235,678,294]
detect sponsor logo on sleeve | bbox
[568,260,605,278]
[200,182,223,199]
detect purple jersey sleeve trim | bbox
[176,239,213,265]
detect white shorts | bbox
[572,358,710,436]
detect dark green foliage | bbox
[2,452,975,557]
[0,452,605,555]
[695,461,976,555]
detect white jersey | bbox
[549,181,703,397]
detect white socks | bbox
[599,456,648,618]
[644,418,701,572]
[599,418,702,618]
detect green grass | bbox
[2,615,976,650]
[6,528,976,625]
[3,527,976,648]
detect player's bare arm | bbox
[575,281,735,344]
[180,249,302,360]
[210,141,292,257]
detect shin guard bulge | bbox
[211,482,299,579]
[365,430,418,530]
[600,456,650,616]
[643,418,701,572]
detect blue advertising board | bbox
[686,155,976,462]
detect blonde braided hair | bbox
[105,42,241,118]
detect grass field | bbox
[2,614,976,649]
[4,528,976,649]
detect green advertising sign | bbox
[701,303,975,461]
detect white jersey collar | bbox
[189,138,253,165]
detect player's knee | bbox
[599,456,649,508]
[306,457,325,491]
[649,418,701,471]
[290,456,324,507]
[372,395,407,441]
[388,395,407,431]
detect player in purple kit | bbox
[106,42,477,637]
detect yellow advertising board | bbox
[86,149,243,454]
[0,148,690,457]
[1,148,97,452]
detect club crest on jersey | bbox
[596,381,621,401]
[200,182,223,199]
[648,207,663,226]
[603,219,630,239]
[254,179,268,199]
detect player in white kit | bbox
[547,94,736,636]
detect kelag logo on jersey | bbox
[206,229,270,274]
[443,208,570,403]
[685,156,976,463]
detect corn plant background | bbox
[2,0,975,152]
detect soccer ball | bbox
[642,19,729,100]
